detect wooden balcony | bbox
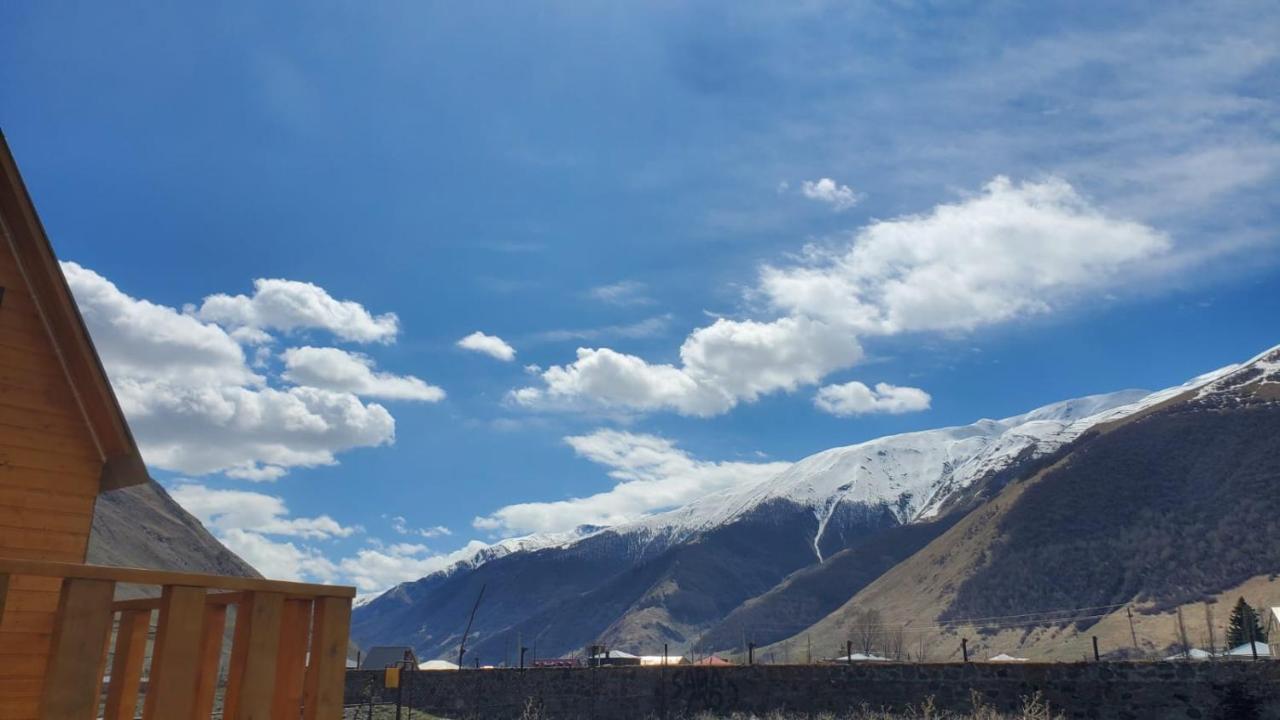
[0,557,355,720]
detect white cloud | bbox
[532,315,672,343]
[515,316,861,417]
[195,278,399,344]
[281,346,445,402]
[169,483,357,539]
[219,529,340,582]
[588,280,654,306]
[336,540,491,594]
[62,262,261,388]
[763,177,1171,335]
[116,381,395,480]
[801,178,860,211]
[387,515,452,538]
[472,430,790,535]
[64,262,405,480]
[514,176,1168,418]
[170,482,479,593]
[814,381,932,417]
[456,331,516,361]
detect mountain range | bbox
[351,343,1280,663]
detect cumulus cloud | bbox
[195,278,400,344]
[168,482,481,592]
[64,262,413,480]
[281,346,445,402]
[515,176,1168,418]
[456,331,516,361]
[801,178,861,211]
[472,429,790,535]
[814,381,932,417]
[762,177,1171,334]
[336,540,492,594]
[515,316,861,417]
[169,483,357,539]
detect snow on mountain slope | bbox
[384,344,1280,593]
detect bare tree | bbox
[850,608,885,655]
[915,632,933,663]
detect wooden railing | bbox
[0,558,355,720]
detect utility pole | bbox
[748,642,756,665]
[457,584,487,669]
[1092,636,1100,662]
[961,638,969,663]
[1126,607,1139,654]
[807,634,812,664]
[846,640,852,666]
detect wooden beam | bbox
[224,591,285,720]
[273,598,313,718]
[192,603,229,719]
[303,596,353,720]
[142,585,206,720]
[102,608,150,720]
[39,577,115,720]
[0,557,356,598]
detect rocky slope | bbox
[88,479,258,597]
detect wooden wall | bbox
[0,232,102,720]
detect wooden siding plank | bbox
[39,577,115,720]
[0,527,88,556]
[102,608,151,720]
[302,596,353,720]
[0,487,96,516]
[0,572,8,631]
[224,591,285,720]
[0,465,100,497]
[141,585,206,720]
[0,505,94,534]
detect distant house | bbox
[361,646,419,669]
[694,655,734,666]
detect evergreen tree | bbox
[1226,597,1268,648]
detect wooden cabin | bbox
[0,134,355,719]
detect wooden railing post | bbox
[142,585,208,719]
[272,598,314,718]
[40,577,116,720]
[224,591,285,720]
[303,596,353,720]
[192,603,229,718]
[102,608,151,720]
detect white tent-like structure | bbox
[1227,641,1271,658]
[1163,648,1214,661]
[419,659,462,671]
[988,653,1029,662]
[831,653,889,663]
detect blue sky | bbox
[3,1,1278,592]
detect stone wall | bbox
[345,662,1280,720]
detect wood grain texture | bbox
[102,608,151,720]
[142,585,207,720]
[39,577,114,720]
[224,591,285,720]
[273,598,313,718]
[303,596,353,720]
[192,603,229,720]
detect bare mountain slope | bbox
[88,480,258,597]
[769,345,1280,661]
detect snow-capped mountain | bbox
[352,344,1280,661]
